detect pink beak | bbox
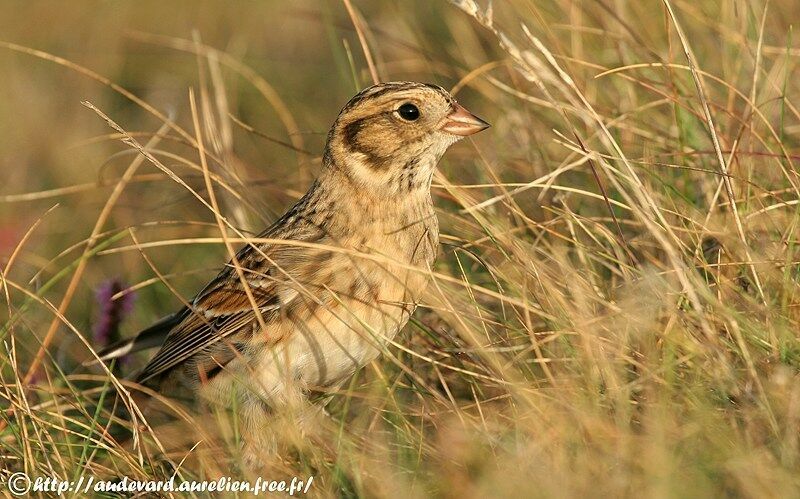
[440,103,490,136]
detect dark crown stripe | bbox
[343,81,445,111]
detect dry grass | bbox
[2,0,800,497]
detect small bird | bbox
[95,81,489,459]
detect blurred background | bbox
[2,0,800,496]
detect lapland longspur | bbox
[95,81,489,459]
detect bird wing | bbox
[135,226,324,384]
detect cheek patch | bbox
[342,114,405,171]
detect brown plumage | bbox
[94,81,489,461]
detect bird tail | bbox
[83,311,183,366]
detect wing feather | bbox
[134,226,324,383]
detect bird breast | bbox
[280,200,438,388]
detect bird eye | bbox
[397,103,420,121]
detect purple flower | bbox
[94,279,136,363]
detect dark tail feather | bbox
[83,311,183,366]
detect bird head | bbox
[324,81,489,195]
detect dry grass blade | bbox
[662,0,767,303]
[342,0,381,84]
[20,122,170,387]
